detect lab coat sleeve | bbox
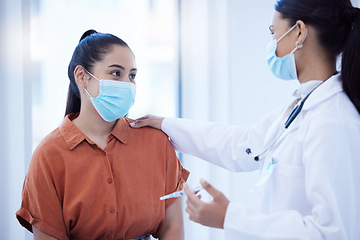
[161,112,281,172]
[224,203,316,240]
[223,114,360,239]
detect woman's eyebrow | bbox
[108,64,137,72]
[108,64,125,70]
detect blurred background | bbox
[1,0,359,239]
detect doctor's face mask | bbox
[83,69,136,122]
[266,24,307,80]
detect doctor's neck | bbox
[296,58,337,83]
[295,30,337,84]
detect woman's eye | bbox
[129,74,136,80]
[111,71,121,77]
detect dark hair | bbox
[65,29,130,116]
[275,0,360,114]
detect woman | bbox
[16,30,189,240]
[131,0,360,239]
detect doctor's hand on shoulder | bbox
[130,114,164,130]
[184,179,230,229]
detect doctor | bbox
[131,0,360,239]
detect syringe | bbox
[160,186,202,200]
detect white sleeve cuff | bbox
[160,117,170,132]
[224,201,245,231]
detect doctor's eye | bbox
[269,25,274,35]
[111,71,121,77]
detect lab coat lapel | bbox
[277,113,301,142]
[302,74,342,111]
[278,74,342,142]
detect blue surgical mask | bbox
[84,70,136,122]
[266,25,307,80]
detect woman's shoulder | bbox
[125,117,169,139]
[32,127,66,160]
[26,127,68,181]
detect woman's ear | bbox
[295,20,307,48]
[74,65,88,91]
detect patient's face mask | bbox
[84,70,136,122]
[266,24,307,80]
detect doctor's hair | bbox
[65,29,130,116]
[275,0,360,114]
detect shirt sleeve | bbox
[164,139,190,209]
[161,110,283,172]
[16,144,69,240]
[223,116,360,239]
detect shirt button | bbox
[107,178,113,184]
[101,152,106,156]
[109,208,115,213]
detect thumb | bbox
[200,178,220,199]
[129,115,152,128]
[129,120,143,128]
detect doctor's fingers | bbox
[184,183,202,208]
[185,198,207,222]
[185,200,225,228]
[133,114,153,121]
[185,199,200,215]
[129,115,164,129]
[200,178,223,199]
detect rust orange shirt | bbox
[16,113,189,240]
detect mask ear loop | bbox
[82,68,100,99]
[276,24,297,43]
[82,86,93,99]
[291,27,308,54]
[84,68,100,81]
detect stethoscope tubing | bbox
[247,80,326,162]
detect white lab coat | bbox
[161,74,360,239]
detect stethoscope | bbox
[245,80,326,162]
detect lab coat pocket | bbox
[272,162,308,211]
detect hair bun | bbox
[79,29,98,42]
[342,7,360,24]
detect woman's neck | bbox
[73,108,115,139]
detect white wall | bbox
[0,0,32,239]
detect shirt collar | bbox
[302,73,343,111]
[111,117,130,144]
[59,113,87,150]
[292,80,323,99]
[60,114,130,150]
